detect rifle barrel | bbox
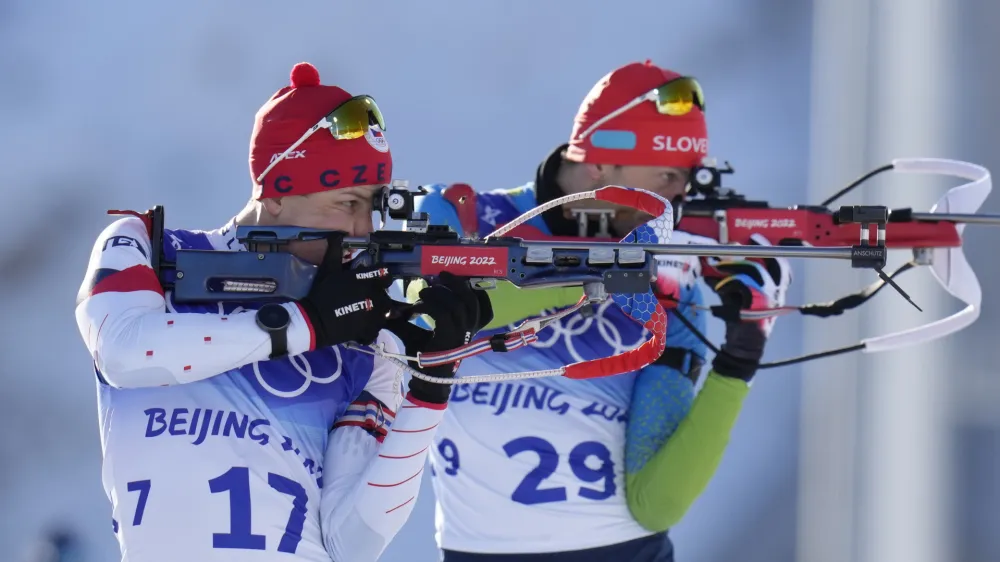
[525,241,852,260]
[909,212,1000,225]
[341,237,855,260]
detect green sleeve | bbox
[625,372,749,531]
[406,278,582,330]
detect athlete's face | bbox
[598,165,689,235]
[262,185,380,266]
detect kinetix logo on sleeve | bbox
[334,298,374,317]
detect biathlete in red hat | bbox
[410,61,793,562]
[73,62,492,562]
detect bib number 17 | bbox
[123,467,307,554]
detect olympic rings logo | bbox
[523,300,648,363]
[252,347,344,399]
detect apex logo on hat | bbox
[365,125,389,153]
[270,150,306,163]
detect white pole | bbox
[858,1,954,561]
[797,0,872,560]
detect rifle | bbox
[109,158,993,383]
[661,157,995,367]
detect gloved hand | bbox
[388,272,494,404]
[296,235,395,348]
[704,234,792,381]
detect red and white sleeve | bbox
[321,331,446,562]
[74,216,315,388]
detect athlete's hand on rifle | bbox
[295,234,395,348]
[705,234,793,381]
[388,272,494,404]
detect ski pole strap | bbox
[415,329,540,367]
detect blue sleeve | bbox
[625,281,708,473]
[414,184,464,233]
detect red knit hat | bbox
[249,62,392,199]
[565,61,708,169]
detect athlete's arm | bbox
[625,256,747,532]
[626,368,747,532]
[74,216,314,388]
[625,242,788,532]
[413,184,464,232]
[320,333,446,562]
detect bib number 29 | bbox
[503,436,616,505]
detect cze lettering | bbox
[317,166,384,188]
[102,235,148,258]
[143,407,271,446]
[651,135,708,154]
[352,165,367,185]
[274,176,293,193]
[319,170,340,188]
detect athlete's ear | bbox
[585,163,605,180]
[260,197,283,218]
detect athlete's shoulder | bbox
[82,216,156,278]
[479,181,537,208]
[411,184,464,236]
[419,181,536,210]
[92,216,153,251]
[92,213,229,254]
[417,181,542,237]
[420,181,536,198]
[163,222,234,252]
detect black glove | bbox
[388,272,494,404]
[711,310,768,382]
[296,234,395,348]
[705,236,792,382]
